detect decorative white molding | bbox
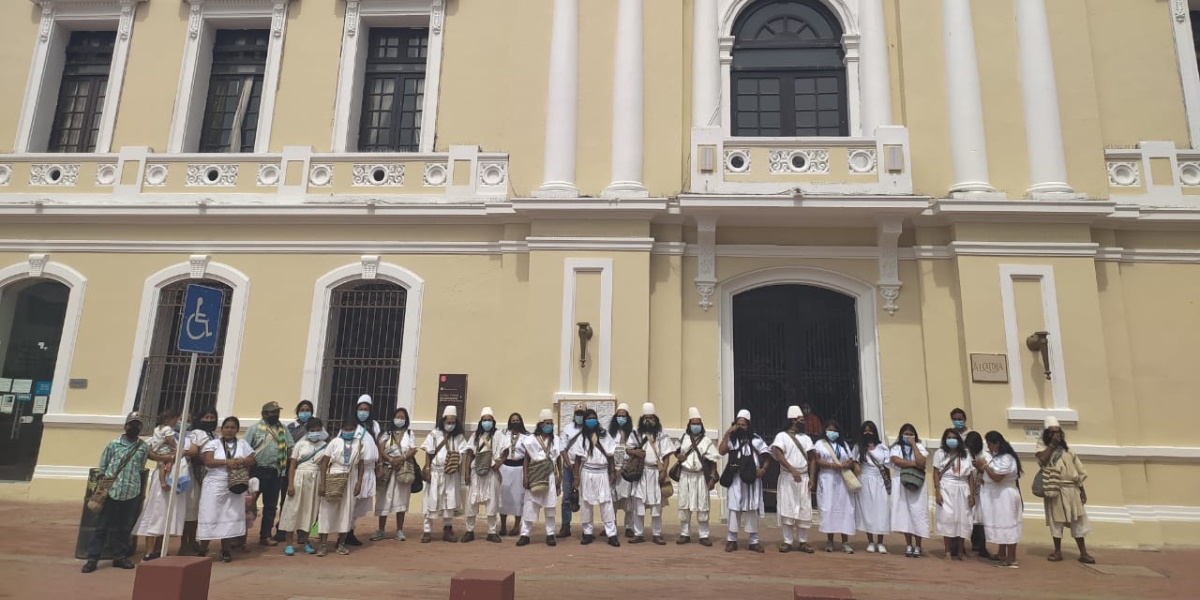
[360,254,380,279]
[1104,142,1198,206]
[875,218,902,316]
[0,165,11,186]
[422,163,447,187]
[0,257,87,416]
[185,164,238,187]
[122,261,250,419]
[95,164,118,186]
[848,148,877,174]
[694,216,718,311]
[768,149,830,174]
[997,264,1076,423]
[946,241,1099,258]
[558,259,613,394]
[1169,3,1200,148]
[256,163,281,186]
[351,163,405,187]
[525,237,654,252]
[535,0,581,198]
[477,162,507,188]
[143,163,168,187]
[309,163,333,187]
[723,148,750,173]
[29,164,79,186]
[168,0,290,153]
[188,254,210,278]
[299,260,424,416]
[331,0,446,154]
[719,266,884,433]
[1107,161,1141,187]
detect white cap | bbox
[539,408,553,421]
[442,405,457,418]
[642,402,656,416]
[617,403,630,413]
[357,394,373,406]
[787,405,803,419]
[687,407,701,420]
[736,409,751,421]
[1044,416,1060,429]
[480,406,493,418]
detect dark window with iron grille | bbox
[358,28,429,152]
[1193,11,1200,72]
[319,281,407,433]
[198,30,269,153]
[48,31,116,153]
[731,0,847,137]
[135,280,233,419]
[732,284,860,512]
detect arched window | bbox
[731,0,848,137]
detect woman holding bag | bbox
[889,423,930,558]
[316,421,365,556]
[853,420,891,554]
[814,419,857,554]
[373,407,417,541]
[197,417,255,563]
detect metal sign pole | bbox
[161,351,198,557]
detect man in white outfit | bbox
[627,402,676,545]
[675,407,719,546]
[770,405,816,553]
[718,409,771,553]
[517,409,561,547]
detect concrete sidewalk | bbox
[0,501,1194,600]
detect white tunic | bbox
[279,438,324,532]
[934,449,975,539]
[318,436,362,534]
[853,443,891,535]
[815,438,856,535]
[498,430,528,515]
[675,434,720,512]
[421,430,470,515]
[351,422,381,519]
[375,429,416,516]
[184,429,215,521]
[569,432,616,504]
[889,442,930,538]
[197,438,253,541]
[466,431,506,506]
[981,453,1023,544]
[518,434,561,509]
[771,432,814,524]
[725,436,770,514]
[609,430,634,509]
[628,431,677,506]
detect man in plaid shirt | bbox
[82,411,160,573]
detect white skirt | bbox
[936,479,973,539]
[579,468,612,505]
[197,480,246,541]
[423,468,465,515]
[352,460,378,519]
[279,469,320,532]
[375,472,412,515]
[525,471,558,511]
[675,470,710,512]
[499,464,526,515]
[816,469,856,535]
[982,480,1023,544]
[631,466,662,505]
[134,469,185,537]
[318,493,355,535]
[468,470,501,506]
[854,468,890,535]
[777,473,813,525]
[890,477,930,538]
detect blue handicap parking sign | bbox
[177,284,226,355]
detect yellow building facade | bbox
[0,0,1198,548]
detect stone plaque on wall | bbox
[970,354,1009,383]
[555,397,617,432]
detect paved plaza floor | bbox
[0,501,1196,600]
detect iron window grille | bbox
[357,27,429,153]
[47,31,117,153]
[198,30,269,153]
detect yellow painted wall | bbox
[0,4,40,153]
[110,1,188,151]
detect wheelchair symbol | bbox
[185,297,213,341]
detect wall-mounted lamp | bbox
[576,322,593,368]
[1025,331,1051,380]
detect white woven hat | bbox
[787,405,803,419]
[443,405,457,418]
[687,407,701,420]
[642,402,656,416]
[736,409,751,421]
[539,408,553,421]
[357,394,372,406]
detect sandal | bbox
[1079,555,1096,564]
[797,542,815,554]
[220,550,232,563]
[1047,552,1063,562]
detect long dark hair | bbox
[608,409,632,438]
[964,431,984,458]
[387,407,410,434]
[637,412,662,438]
[473,412,497,444]
[219,416,240,440]
[891,423,921,448]
[295,400,314,415]
[985,430,1023,476]
[191,406,219,432]
[440,414,465,438]
[857,420,881,463]
[940,428,966,459]
[355,401,378,440]
[1041,427,1068,450]
[506,412,527,435]
[581,409,606,453]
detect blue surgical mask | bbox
[307,432,322,442]
[298,412,312,422]
[616,417,628,426]
[173,422,181,432]
[357,410,370,422]
[393,419,407,428]
[574,415,584,425]
[585,418,599,429]
[952,420,965,429]
[902,435,913,445]
[689,425,703,435]
[481,421,494,431]
[340,431,355,440]
[443,423,456,433]
[826,431,840,442]
[542,424,554,434]
[946,438,959,449]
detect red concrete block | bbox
[793,585,855,600]
[449,569,515,600]
[131,556,213,600]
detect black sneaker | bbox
[546,535,557,547]
[607,536,620,548]
[81,561,98,574]
[581,534,595,545]
[557,525,570,538]
[112,558,135,570]
[460,532,475,543]
[345,531,363,546]
[273,530,288,543]
[516,536,530,547]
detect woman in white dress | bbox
[373,407,417,541]
[197,416,255,563]
[853,420,890,554]
[463,406,507,543]
[134,410,186,560]
[317,421,365,556]
[347,395,381,546]
[933,428,975,561]
[421,405,470,543]
[976,431,1024,568]
[498,412,528,537]
[517,409,561,546]
[280,417,326,555]
[179,406,219,556]
[607,404,635,537]
[814,419,857,554]
[890,423,930,558]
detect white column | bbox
[603,0,648,198]
[691,0,720,130]
[942,0,996,196]
[1015,0,1076,197]
[858,0,893,135]
[534,0,580,198]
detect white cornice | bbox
[948,241,1099,257]
[526,237,655,252]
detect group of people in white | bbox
[82,398,1095,572]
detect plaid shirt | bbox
[98,436,148,501]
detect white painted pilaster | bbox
[603,0,648,198]
[534,0,580,198]
[1015,0,1079,199]
[692,0,720,130]
[858,0,893,135]
[942,0,997,197]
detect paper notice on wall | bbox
[10,380,33,394]
[0,395,13,415]
[0,378,11,393]
[32,396,48,415]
